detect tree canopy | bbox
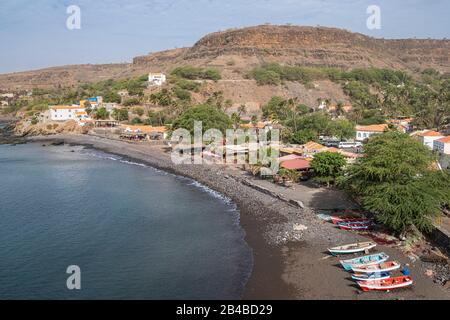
[171,104,232,135]
[340,131,449,235]
[311,151,347,186]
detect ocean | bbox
[0,143,252,299]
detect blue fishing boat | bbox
[351,272,391,281]
[340,252,389,271]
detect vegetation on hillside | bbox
[262,96,355,144]
[171,66,221,81]
[251,64,450,129]
[171,104,232,135]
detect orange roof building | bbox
[433,136,450,155]
[412,130,444,149]
[280,158,311,171]
[122,125,168,134]
[356,124,389,141]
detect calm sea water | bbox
[0,143,252,299]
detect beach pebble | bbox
[293,224,308,232]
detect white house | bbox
[433,136,450,155]
[104,103,118,112]
[0,93,14,99]
[148,73,167,86]
[413,130,444,149]
[49,105,86,121]
[355,124,388,141]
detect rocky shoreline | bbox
[10,133,450,299]
[0,120,26,145]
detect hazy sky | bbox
[0,0,449,74]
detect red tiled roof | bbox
[417,130,443,137]
[436,136,450,143]
[280,159,311,170]
[356,124,388,132]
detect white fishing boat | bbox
[327,242,377,255]
[351,261,401,274]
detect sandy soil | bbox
[26,134,450,300]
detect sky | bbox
[0,0,449,74]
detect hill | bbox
[1,25,449,112]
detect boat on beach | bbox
[351,272,391,281]
[357,276,413,292]
[331,216,367,225]
[338,221,373,231]
[351,261,401,273]
[328,242,377,255]
[340,252,389,271]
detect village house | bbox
[433,136,450,155]
[104,103,119,113]
[412,130,444,149]
[301,141,329,157]
[121,125,168,140]
[81,96,103,109]
[0,93,14,99]
[49,105,86,121]
[355,124,388,141]
[118,90,129,98]
[327,104,353,114]
[148,73,167,87]
[240,121,277,134]
[49,105,93,126]
[389,117,414,132]
[280,158,311,172]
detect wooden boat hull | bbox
[340,253,389,271]
[328,242,377,255]
[351,261,401,274]
[357,276,413,292]
[331,216,366,225]
[338,222,372,231]
[352,272,391,281]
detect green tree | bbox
[290,129,317,145]
[104,91,121,103]
[131,117,143,124]
[112,108,129,121]
[311,151,346,186]
[123,98,141,107]
[172,104,232,135]
[328,118,356,140]
[94,107,109,120]
[340,131,448,236]
[231,112,241,129]
[133,107,144,117]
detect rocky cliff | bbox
[134,25,450,73]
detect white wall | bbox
[356,130,379,141]
[50,107,85,121]
[422,136,443,149]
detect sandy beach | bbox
[24,133,450,300]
